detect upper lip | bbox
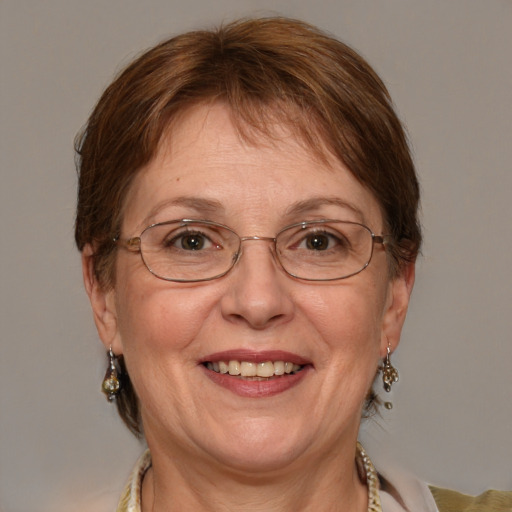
[199,349,311,366]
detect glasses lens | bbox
[140,221,239,281]
[276,221,374,280]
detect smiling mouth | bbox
[203,360,304,380]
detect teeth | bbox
[228,360,240,375]
[274,361,285,375]
[240,362,257,377]
[257,361,275,378]
[206,360,304,377]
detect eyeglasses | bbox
[115,219,389,282]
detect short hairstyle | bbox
[75,17,421,436]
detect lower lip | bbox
[201,365,311,398]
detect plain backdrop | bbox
[1,1,511,511]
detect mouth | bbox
[199,350,311,397]
[203,360,304,380]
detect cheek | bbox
[116,289,214,353]
[113,283,223,416]
[289,283,387,432]
[298,280,387,361]
[113,257,222,356]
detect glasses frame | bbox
[114,218,389,283]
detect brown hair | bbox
[75,17,421,436]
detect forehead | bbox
[122,103,383,233]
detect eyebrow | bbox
[284,197,365,221]
[142,196,225,226]
[140,195,364,228]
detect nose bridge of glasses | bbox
[237,236,278,261]
[239,235,277,243]
[234,235,280,270]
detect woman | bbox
[75,17,510,512]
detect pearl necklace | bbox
[356,443,383,512]
[129,446,382,512]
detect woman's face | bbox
[86,103,413,472]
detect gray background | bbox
[1,1,511,511]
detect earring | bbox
[101,346,121,402]
[380,343,399,409]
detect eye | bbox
[165,230,215,251]
[304,233,331,251]
[298,230,348,251]
[180,232,208,250]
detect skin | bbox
[83,103,414,511]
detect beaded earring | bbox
[380,343,399,409]
[101,346,121,401]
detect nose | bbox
[220,238,294,330]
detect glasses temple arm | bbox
[113,236,142,252]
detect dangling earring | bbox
[101,346,121,402]
[380,342,399,409]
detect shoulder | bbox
[116,450,152,512]
[429,486,512,512]
[376,466,439,511]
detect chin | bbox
[200,416,310,473]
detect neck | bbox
[141,443,369,512]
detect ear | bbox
[82,245,123,355]
[380,263,415,357]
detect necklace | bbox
[126,447,382,512]
[356,443,383,512]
